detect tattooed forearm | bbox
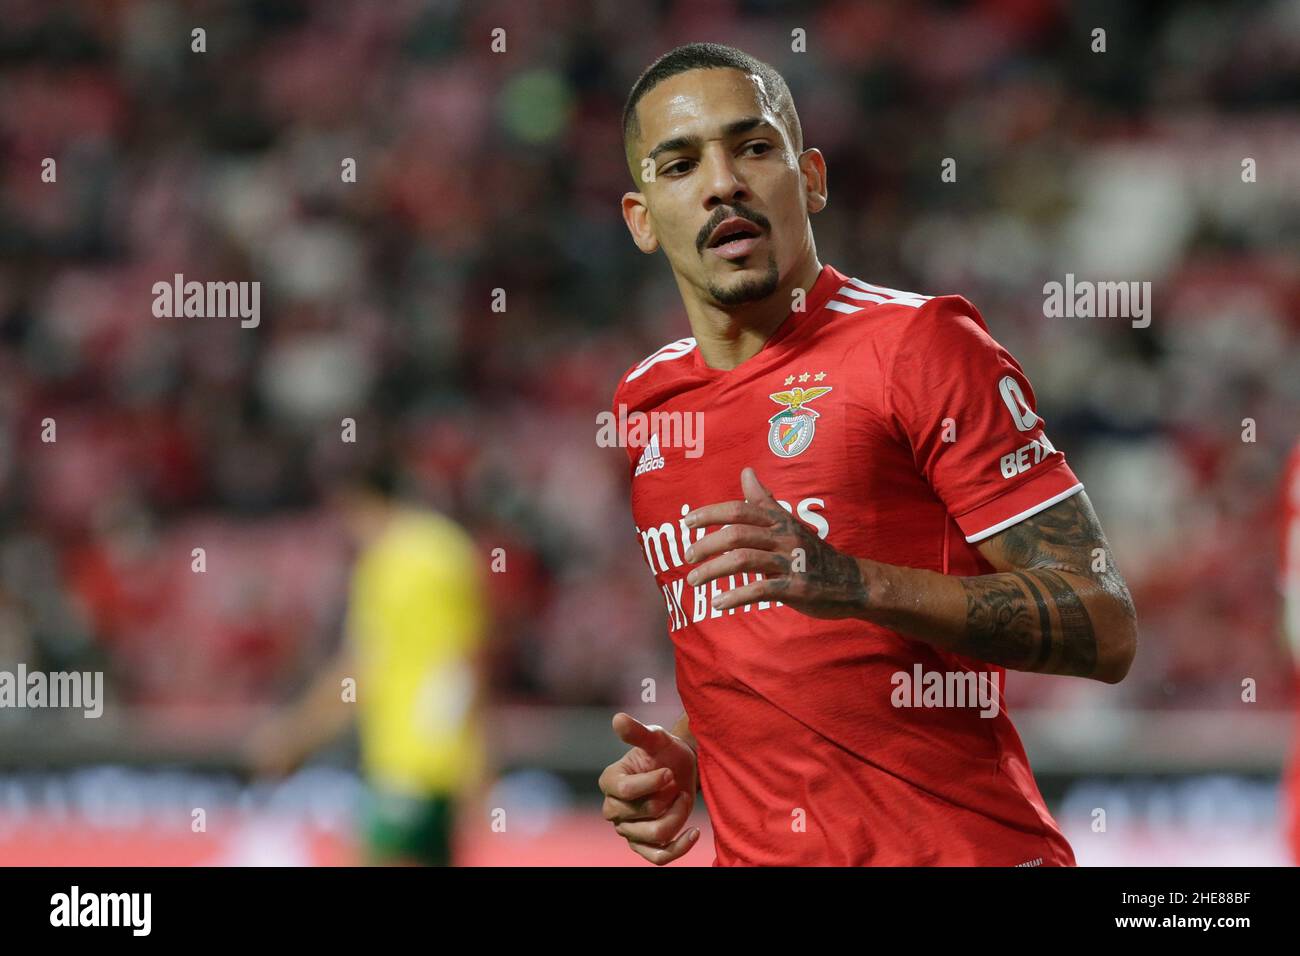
[1033,568,1097,676]
[959,568,1099,678]
[962,575,1039,666]
[1009,571,1053,668]
[966,490,1133,681]
[858,491,1135,683]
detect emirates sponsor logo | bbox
[637,496,831,632]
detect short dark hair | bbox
[622,43,803,173]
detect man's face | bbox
[624,68,816,307]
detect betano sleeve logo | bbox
[997,375,1039,432]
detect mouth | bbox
[706,216,764,261]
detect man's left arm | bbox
[684,469,1137,684]
[859,486,1137,683]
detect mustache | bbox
[697,204,771,253]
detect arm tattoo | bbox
[963,575,1039,666]
[961,567,1098,677]
[959,492,1129,679]
[1031,567,1097,677]
[1010,571,1053,668]
[997,492,1136,623]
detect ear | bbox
[798,148,828,215]
[622,191,659,254]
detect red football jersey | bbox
[1284,441,1300,661]
[611,263,1081,866]
[1281,440,1300,864]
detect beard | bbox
[706,252,780,306]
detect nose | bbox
[700,144,750,210]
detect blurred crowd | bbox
[0,0,1297,725]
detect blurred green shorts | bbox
[361,788,455,866]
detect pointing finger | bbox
[612,712,675,757]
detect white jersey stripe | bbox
[633,337,695,368]
[835,285,889,303]
[629,275,932,385]
[964,483,1085,543]
[824,300,864,314]
[877,297,928,309]
[627,338,697,381]
[848,277,932,302]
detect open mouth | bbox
[707,217,764,260]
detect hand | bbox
[598,713,701,865]
[683,467,869,619]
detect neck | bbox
[683,254,823,371]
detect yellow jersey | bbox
[346,508,486,796]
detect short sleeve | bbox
[888,295,1083,543]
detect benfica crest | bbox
[767,386,832,458]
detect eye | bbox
[662,159,694,176]
[743,141,773,156]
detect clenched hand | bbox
[598,713,700,865]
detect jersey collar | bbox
[690,263,848,376]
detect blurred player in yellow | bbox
[248,462,489,866]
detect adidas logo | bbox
[634,434,666,477]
